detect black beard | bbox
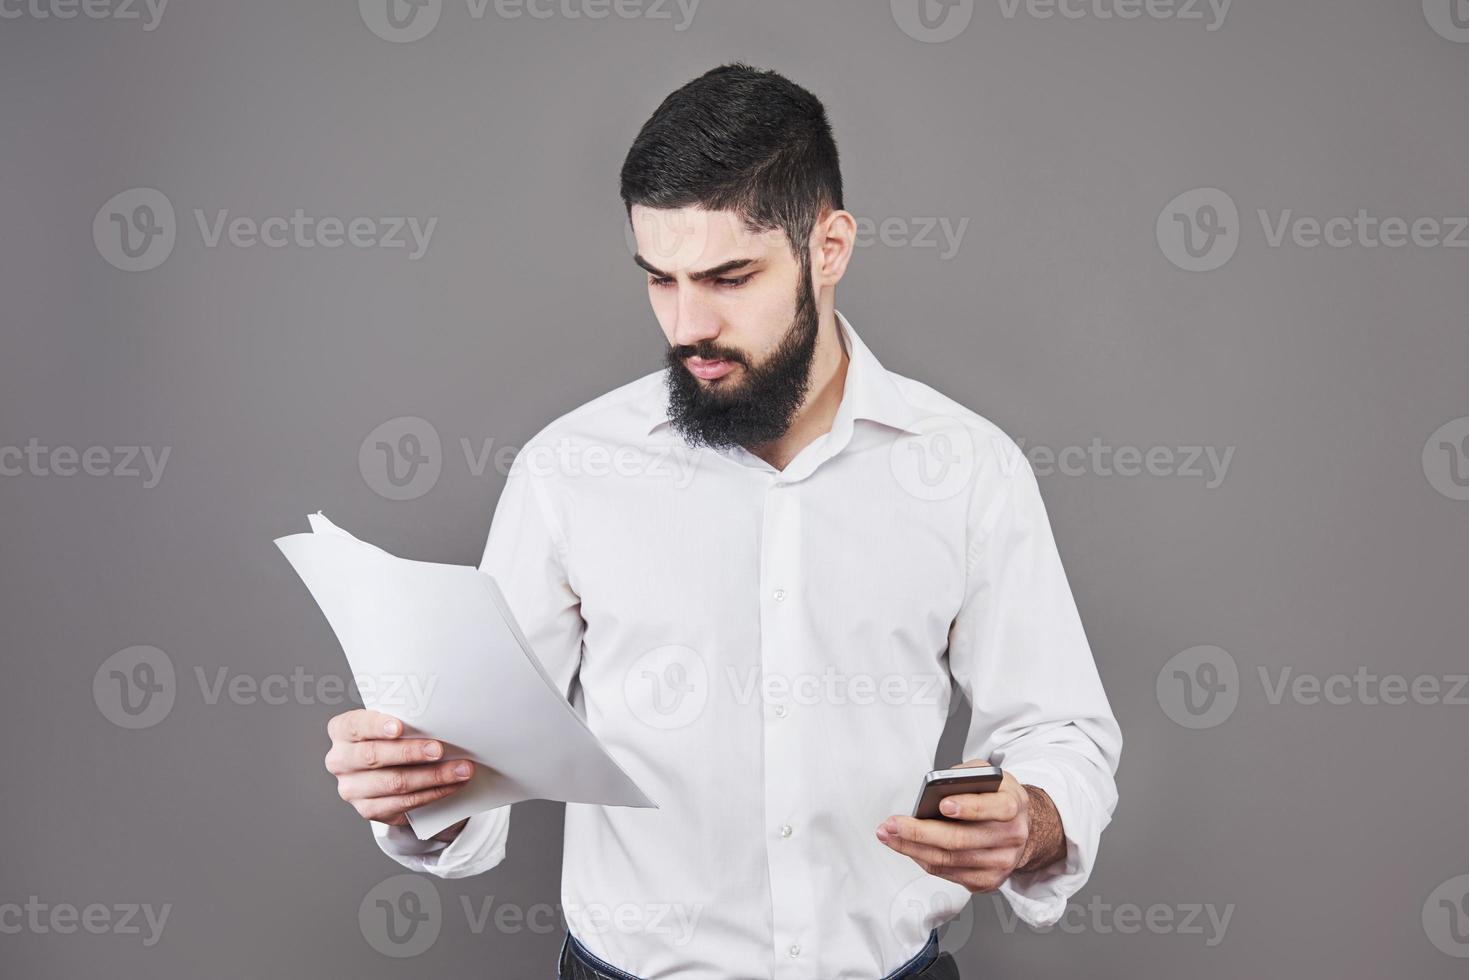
[662,268,820,451]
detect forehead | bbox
[630,205,790,271]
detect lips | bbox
[685,356,735,380]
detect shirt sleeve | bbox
[945,432,1123,927]
[371,443,585,877]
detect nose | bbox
[670,286,723,350]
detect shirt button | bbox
[772,588,787,602]
[779,824,793,838]
[788,944,801,958]
[774,704,788,718]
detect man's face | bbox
[630,205,820,450]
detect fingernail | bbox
[383,721,399,736]
[882,818,899,835]
[455,762,472,778]
[424,742,442,759]
[876,827,892,843]
[941,799,958,816]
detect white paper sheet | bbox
[276,513,657,839]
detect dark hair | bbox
[619,63,844,264]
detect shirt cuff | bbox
[995,758,1107,927]
[370,806,511,879]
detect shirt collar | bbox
[644,310,926,437]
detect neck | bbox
[746,306,848,471]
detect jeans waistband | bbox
[557,928,945,980]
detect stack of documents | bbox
[276,513,657,839]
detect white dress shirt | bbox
[374,310,1122,980]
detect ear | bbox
[809,209,858,290]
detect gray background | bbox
[3,0,1467,976]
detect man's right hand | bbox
[325,708,475,837]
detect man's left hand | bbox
[875,760,1064,893]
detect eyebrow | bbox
[633,255,758,282]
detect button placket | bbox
[759,478,814,977]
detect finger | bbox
[338,760,474,802]
[936,792,1022,824]
[352,782,467,822]
[881,834,1017,874]
[896,815,1026,851]
[325,738,445,774]
[881,815,986,852]
[328,709,406,744]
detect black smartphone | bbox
[910,766,1004,820]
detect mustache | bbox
[669,341,748,367]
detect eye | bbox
[715,274,753,288]
[648,276,674,288]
